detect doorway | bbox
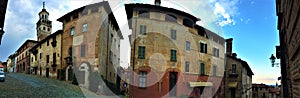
[46,68,49,78]
[169,72,177,97]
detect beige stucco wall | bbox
[30,33,62,78]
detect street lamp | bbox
[269,54,280,67]
[269,54,276,67]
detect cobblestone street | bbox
[0,73,118,97]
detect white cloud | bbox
[209,0,240,27]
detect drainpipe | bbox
[131,16,138,98]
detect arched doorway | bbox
[78,62,90,88]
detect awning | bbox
[228,82,238,88]
[189,82,213,87]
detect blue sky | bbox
[0,0,280,85]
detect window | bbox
[140,25,146,35]
[183,18,193,28]
[40,53,42,59]
[70,27,75,36]
[82,24,88,32]
[165,14,177,22]
[171,29,176,40]
[213,47,219,57]
[213,65,217,76]
[47,28,50,31]
[43,27,46,30]
[200,63,205,75]
[81,44,86,57]
[232,64,236,73]
[46,55,49,63]
[138,46,146,59]
[185,61,190,72]
[186,41,190,51]
[47,40,49,46]
[139,71,147,88]
[53,53,56,64]
[200,42,207,53]
[170,49,177,61]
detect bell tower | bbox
[36,2,52,41]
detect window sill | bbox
[170,60,177,62]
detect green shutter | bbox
[138,46,145,59]
[201,63,205,75]
[170,50,176,61]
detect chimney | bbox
[155,0,161,6]
[232,53,237,58]
[226,38,233,55]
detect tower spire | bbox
[43,2,45,9]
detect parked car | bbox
[0,72,5,82]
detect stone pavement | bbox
[0,73,123,98]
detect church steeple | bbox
[36,1,52,41]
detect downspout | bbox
[131,16,138,98]
[223,53,226,98]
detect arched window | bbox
[183,18,194,28]
[165,14,177,23]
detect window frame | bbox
[185,61,190,72]
[171,29,176,40]
[140,25,147,35]
[186,41,191,51]
[213,47,219,57]
[138,46,146,59]
[82,23,88,32]
[232,64,237,74]
[200,62,205,75]
[170,49,177,61]
[200,42,207,53]
[213,65,217,76]
[81,44,86,57]
[139,71,147,88]
[70,27,75,36]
